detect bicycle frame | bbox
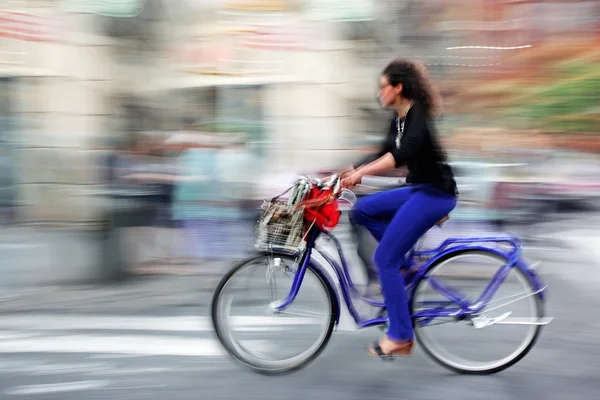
[274,226,546,328]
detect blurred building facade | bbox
[1,0,386,224]
[1,0,599,225]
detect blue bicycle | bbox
[211,175,553,375]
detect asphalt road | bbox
[0,247,599,400]
[1,209,600,399]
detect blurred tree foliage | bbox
[503,60,600,134]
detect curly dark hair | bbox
[382,59,443,119]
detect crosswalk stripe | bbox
[0,334,272,357]
[0,315,323,333]
[0,313,351,356]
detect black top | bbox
[354,102,458,196]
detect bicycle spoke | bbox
[417,318,457,328]
[275,308,328,318]
[474,285,547,315]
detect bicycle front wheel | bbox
[411,249,545,375]
[211,252,338,375]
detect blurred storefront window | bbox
[0,77,17,211]
[303,0,375,22]
[61,0,144,17]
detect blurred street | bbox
[2,0,600,398]
[1,209,600,399]
[2,207,600,313]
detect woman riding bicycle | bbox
[340,59,458,358]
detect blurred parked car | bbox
[533,150,600,209]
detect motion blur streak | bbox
[0,1,598,399]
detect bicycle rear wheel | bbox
[211,252,337,375]
[411,249,545,374]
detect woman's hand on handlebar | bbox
[323,167,353,186]
[342,170,362,188]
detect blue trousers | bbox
[352,185,457,341]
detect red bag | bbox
[299,186,341,230]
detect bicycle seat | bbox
[435,215,449,227]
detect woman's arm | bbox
[342,153,395,187]
[356,153,396,177]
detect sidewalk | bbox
[0,222,247,314]
[0,224,239,287]
[0,226,105,288]
[0,273,223,315]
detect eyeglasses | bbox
[378,83,393,92]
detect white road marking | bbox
[0,334,271,357]
[0,315,322,332]
[5,380,110,395]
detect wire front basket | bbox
[255,199,307,252]
[255,176,322,252]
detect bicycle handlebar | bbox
[323,174,342,194]
[302,174,356,207]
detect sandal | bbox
[368,339,415,361]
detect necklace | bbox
[395,101,413,149]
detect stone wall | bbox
[12,12,116,223]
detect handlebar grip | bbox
[322,174,339,188]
